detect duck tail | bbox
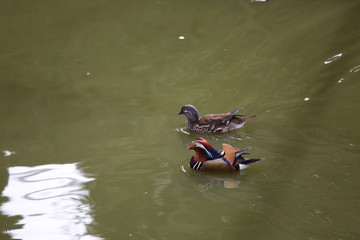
[240,114,256,121]
[235,147,252,158]
[231,108,244,115]
[239,158,265,170]
[231,115,256,126]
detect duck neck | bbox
[193,150,207,162]
[186,109,200,123]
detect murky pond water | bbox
[1,0,360,239]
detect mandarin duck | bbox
[177,105,256,133]
[187,138,264,172]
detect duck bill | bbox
[187,146,194,150]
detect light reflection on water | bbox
[324,53,342,64]
[1,163,101,240]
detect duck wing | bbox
[222,144,239,165]
[201,159,236,172]
[198,108,244,125]
[198,113,232,124]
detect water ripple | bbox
[175,127,190,135]
[350,65,360,73]
[324,53,342,64]
[1,163,102,240]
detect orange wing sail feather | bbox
[222,144,239,165]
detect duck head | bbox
[177,105,200,123]
[187,138,221,160]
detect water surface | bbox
[1,0,360,239]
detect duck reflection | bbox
[0,163,102,240]
[191,170,243,192]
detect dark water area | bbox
[1,0,360,239]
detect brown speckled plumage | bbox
[178,105,256,133]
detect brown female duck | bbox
[177,105,256,133]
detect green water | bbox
[1,0,360,239]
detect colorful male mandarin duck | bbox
[177,105,256,133]
[187,138,264,172]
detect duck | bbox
[177,105,256,133]
[187,138,264,172]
